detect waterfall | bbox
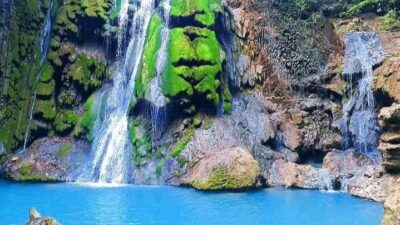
[341,32,385,163]
[147,0,170,134]
[78,0,155,184]
[23,0,54,151]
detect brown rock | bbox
[382,180,400,225]
[379,104,400,173]
[379,104,400,129]
[323,150,372,179]
[374,57,400,103]
[181,147,261,190]
[347,166,394,203]
[265,159,333,190]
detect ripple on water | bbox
[0,180,383,225]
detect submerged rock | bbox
[181,147,260,190]
[26,208,60,225]
[382,180,400,225]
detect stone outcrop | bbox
[379,104,400,173]
[323,150,394,202]
[26,208,60,225]
[181,147,260,190]
[265,159,334,190]
[1,137,89,182]
[374,56,400,103]
[382,180,400,225]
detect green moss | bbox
[382,10,400,31]
[68,54,106,92]
[129,119,153,167]
[37,80,55,97]
[347,0,393,14]
[135,13,163,98]
[223,87,232,114]
[156,161,164,177]
[176,155,187,168]
[19,164,33,176]
[57,144,72,159]
[17,163,57,182]
[54,110,79,133]
[162,27,223,109]
[170,0,222,27]
[171,125,195,158]
[73,95,97,141]
[34,99,57,120]
[191,165,255,190]
[40,62,54,82]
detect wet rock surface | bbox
[265,159,333,190]
[323,150,394,202]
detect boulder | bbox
[26,208,60,225]
[347,166,394,203]
[265,159,334,190]
[382,180,400,225]
[181,147,260,190]
[323,150,372,179]
[323,150,394,202]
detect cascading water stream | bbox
[341,32,385,163]
[147,0,170,134]
[78,0,155,184]
[23,0,54,151]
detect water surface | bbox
[0,180,383,225]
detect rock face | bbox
[26,208,60,225]
[379,104,400,173]
[374,56,400,103]
[1,137,89,182]
[382,180,400,225]
[265,159,334,190]
[181,147,260,190]
[323,150,394,202]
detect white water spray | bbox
[341,32,384,163]
[79,0,155,184]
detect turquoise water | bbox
[0,180,383,225]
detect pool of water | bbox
[0,180,383,225]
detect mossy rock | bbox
[170,0,222,27]
[68,53,106,92]
[73,95,97,141]
[135,13,164,99]
[34,99,57,120]
[182,147,260,190]
[54,110,79,133]
[162,27,223,109]
[129,119,153,167]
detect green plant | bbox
[382,10,400,31]
[57,144,72,159]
